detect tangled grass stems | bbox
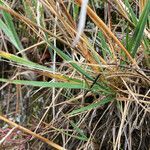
[0,0,149,149]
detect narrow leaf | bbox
[124,0,137,25]
[70,121,88,140]
[69,96,113,116]
[0,51,82,83]
[47,42,95,82]
[129,0,150,57]
[0,78,87,89]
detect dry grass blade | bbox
[0,127,16,145]
[113,0,129,19]
[0,115,66,150]
[139,0,148,14]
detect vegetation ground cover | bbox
[0,0,149,149]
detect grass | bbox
[0,0,149,149]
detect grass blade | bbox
[0,50,53,72]
[47,42,95,82]
[0,50,82,83]
[70,121,88,141]
[124,0,138,25]
[1,10,24,50]
[47,42,111,93]
[69,96,113,116]
[128,0,150,57]
[0,78,87,89]
[0,1,24,54]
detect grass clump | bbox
[0,0,149,149]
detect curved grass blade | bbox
[0,50,53,72]
[0,1,25,56]
[0,19,20,50]
[1,12,24,49]
[0,50,82,83]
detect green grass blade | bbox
[73,3,79,21]
[0,20,20,50]
[126,24,130,50]
[128,0,150,57]
[0,50,53,72]
[47,43,112,93]
[22,0,36,22]
[70,121,88,140]
[1,10,24,50]
[91,83,112,94]
[0,2,24,53]
[69,96,113,116]
[53,128,88,141]
[47,42,95,82]
[143,37,150,67]
[124,0,137,25]
[0,78,87,89]
[97,31,111,57]
[0,51,84,83]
